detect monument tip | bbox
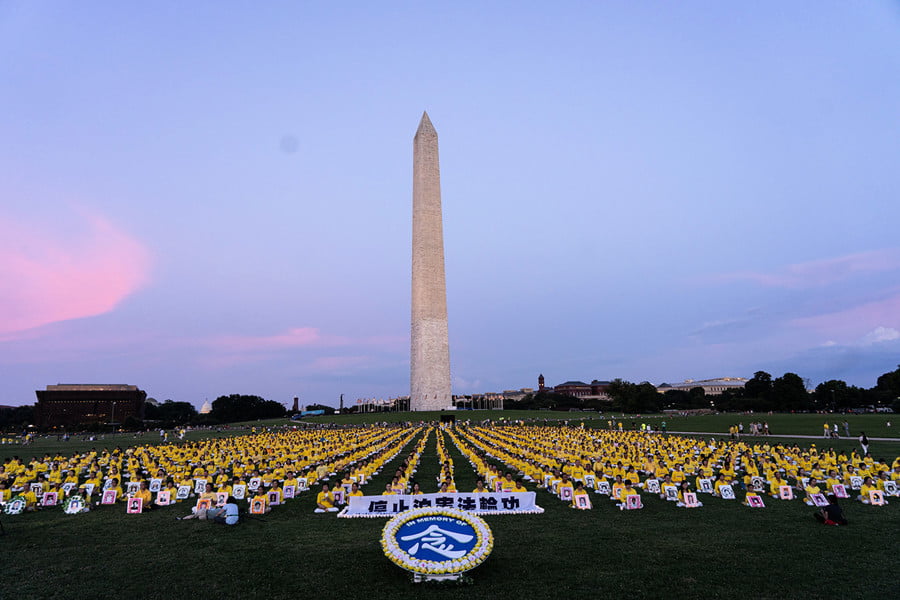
[416,111,435,135]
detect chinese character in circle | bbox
[400,525,474,559]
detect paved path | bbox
[665,431,900,442]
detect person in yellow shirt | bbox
[472,479,488,493]
[512,478,528,493]
[611,475,626,502]
[348,482,363,497]
[769,473,790,498]
[676,482,702,508]
[571,481,589,507]
[0,481,11,503]
[133,481,153,511]
[858,477,886,504]
[617,480,639,509]
[712,474,730,497]
[824,470,842,493]
[315,483,338,513]
[804,479,823,506]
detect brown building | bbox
[35,384,147,428]
[553,380,612,400]
[554,381,592,397]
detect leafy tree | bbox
[773,372,810,411]
[662,389,690,409]
[606,379,661,413]
[688,386,707,408]
[813,380,850,410]
[145,400,198,424]
[876,365,900,396]
[744,371,773,401]
[211,394,286,423]
[0,405,34,430]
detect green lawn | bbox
[3,420,899,599]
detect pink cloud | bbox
[719,248,900,289]
[0,211,151,337]
[212,327,324,351]
[790,292,900,343]
[306,356,373,372]
[207,327,404,353]
[196,327,405,369]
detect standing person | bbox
[833,424,839,439]
[823,423,830,438]
[843,421,850,437]
[859,432,870,456]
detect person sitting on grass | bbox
[676,481,702,508]
[814,494,848,525]
[857,477,886,504]
[803,478,823,506]
[769,473,789,498]
[611,475,626,502]
[134,480,153,511]
[106,478,124,503]
[616,480,639,509]
[512,478,527,493]
[383,483,397,495]
[21,486,39,511]
[557,475,574,500]
[315,483,337,513]
[824,469,842,493]
[658,474,675,499]
[472,479,488,493]
[571,481,588,506]
[348,482,363,498]
[410,482,423,495]
[250,486,272,514]
[712,473,730,497]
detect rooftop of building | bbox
[44,384,141,391]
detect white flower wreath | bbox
[381,506,494,575]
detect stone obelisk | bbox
[411,112,451,411]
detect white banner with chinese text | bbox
[338,492,543,518]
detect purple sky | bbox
[2,2,900,408]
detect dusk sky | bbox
[3,2,899,408]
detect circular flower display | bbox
[381,507,494,576]
[63,494,86,514]
[3,494,26,515]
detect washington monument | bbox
[410,112,452,411]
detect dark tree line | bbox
[210,394,286,422]
[0,405,35,430]
[144,400,198,426]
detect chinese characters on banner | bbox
[339,492,543,518]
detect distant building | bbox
[35,384,147,428]
[553,380,612,400]
[656,377,748,396]
[199,400,212,415]
[499,389,533,402]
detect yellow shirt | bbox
[316,491,334,508]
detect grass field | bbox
[2,416,899,600]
